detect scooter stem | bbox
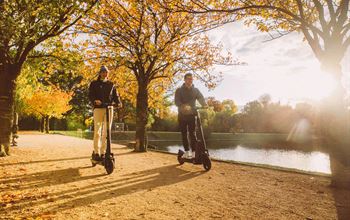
[105,105,112,157]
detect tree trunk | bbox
[44,115,50,133]
[324,90,350,189]
[0,63,20,157]
[40,117,44,132]
[135,82,149,152]
[319,54,350,189]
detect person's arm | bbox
[112,86,122,107]
[175,88,182,107]
[196,89,207,107]
[88,82,95,104]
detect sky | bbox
[192,21,350,107]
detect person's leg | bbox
[101,107,113,155]
[188,115,197,156]
[179,119,190,151]
[93,108,105,155]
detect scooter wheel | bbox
[104,158,115,174]
[177,154,185,165]
[202,153,211,171]
[91,159,97,167]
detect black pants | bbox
[179,115,197,152]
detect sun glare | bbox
[305,70,337,100]
[267,67,338,102]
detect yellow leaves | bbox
[23,86,73,119]
[85,117,93,127]
[257,23,269,32]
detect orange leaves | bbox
[76,0,234,118]
[0,191,49,208]
[23,86,73,119]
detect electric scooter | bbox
[177,107,212,171]
[91,103,115,174]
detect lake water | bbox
[66,131,331,174]
[148,140,331,174]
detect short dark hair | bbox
[99,65,109,73]
[184,73,193,80]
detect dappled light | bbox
[1,0,350,219]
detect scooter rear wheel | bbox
[202,153,211,171]
[91,159,97,167]
[177,154,185,165]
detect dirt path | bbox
[0,133,349,220]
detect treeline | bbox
[152,94,317,135]
[19,93,318,136]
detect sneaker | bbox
[192,151,196,159]
[182,151,191,159]
[92,152,101,161]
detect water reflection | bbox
[150,141,331,174]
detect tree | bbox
[241,100,264,132]
[0,0,98,156]
[22,86,72,133]
[259,94,272,108]
[31,39,92,127]
[222,99,238,114]
[206,98,238,132]
[15,37,91,130]
[207,97,224,112]
[80,0,233,151]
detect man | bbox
[175,73,207,159]
[88,65,121,161]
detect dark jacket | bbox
[175,84,206,117]
[88,79,121,108]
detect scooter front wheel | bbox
[202,153,211,171]
[104,158,115,174]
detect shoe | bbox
[192,151,196,159]
[182,151,191,159]
[91,152,101,161]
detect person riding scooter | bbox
[88,65,121,162]
[175,73,208,159]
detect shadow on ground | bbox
[1,163,203,218]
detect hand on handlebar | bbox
[114,103,123,108]
[94,100,102,106]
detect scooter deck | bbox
[91,159,105,166]
[181,157,202,164]
[91,155,115,165]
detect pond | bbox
[61,131,331,174]
[148,140,331,174]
